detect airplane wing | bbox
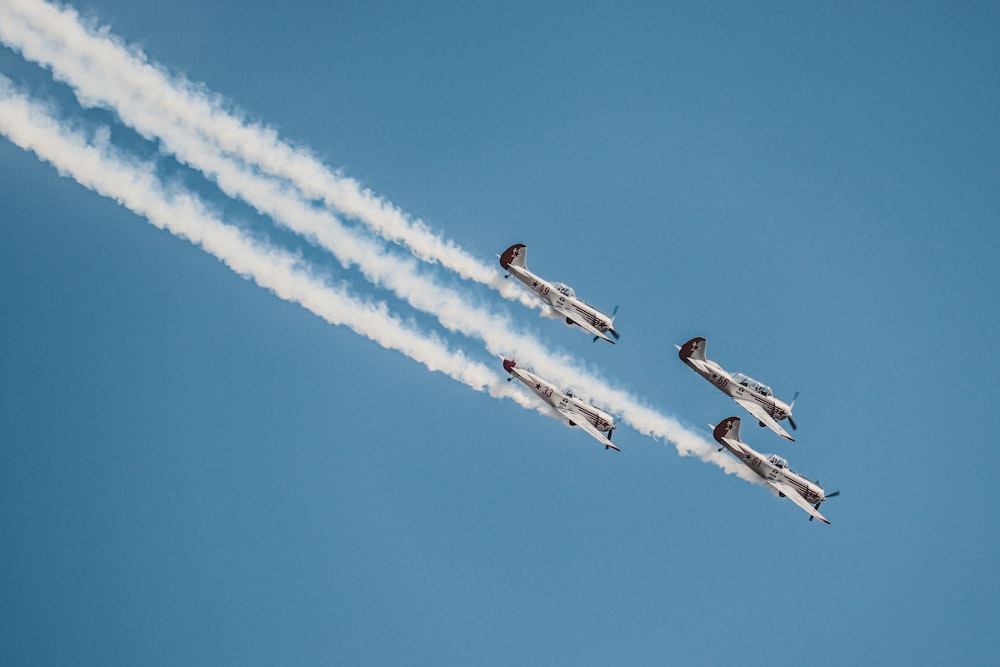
[554,405,621,451]
[766,480,830,524]
[734,398,795,442]
[549,303,615,343]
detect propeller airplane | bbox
[677,336,798,441]
[712,416,838,524]
[499,243,620,344]
[502,358,620,451]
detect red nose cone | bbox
[502,358,516,373]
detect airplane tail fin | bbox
[713,416,742,444]
[677,336,707,363]
[499,243,527,270]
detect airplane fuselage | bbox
[505,362,615,434]
[683,356,793,424]
[720,438,824,505]
[510,265,614,338]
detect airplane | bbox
[676,336,797,441]
[502,358,620,451]
[499,243,620,344]
[712,416,838,524]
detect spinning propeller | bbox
[809,488,840,521]
[788,391,799,430]
[606,305,622,341]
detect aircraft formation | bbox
[498,243,838,524]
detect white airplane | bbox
[502,358,620,451]
[713,416,838,524]
[677,336,797,442]
[499,243,620,344]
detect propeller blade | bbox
[788,416,798,431]
[825,490,840,499]
[790,391,800,408]
[611,305,620,318]
[609,328,620,340]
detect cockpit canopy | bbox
[732,372,772,397]
[553,282,576,298]
[767,454,787,469]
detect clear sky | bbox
[1,1,998,664]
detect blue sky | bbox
[1,1,998,664]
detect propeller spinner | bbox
[809,489,840,521]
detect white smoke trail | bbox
[0,0,539,310]
[0,79,546,416]
[0,0,566,379]
[0,1,756,481]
